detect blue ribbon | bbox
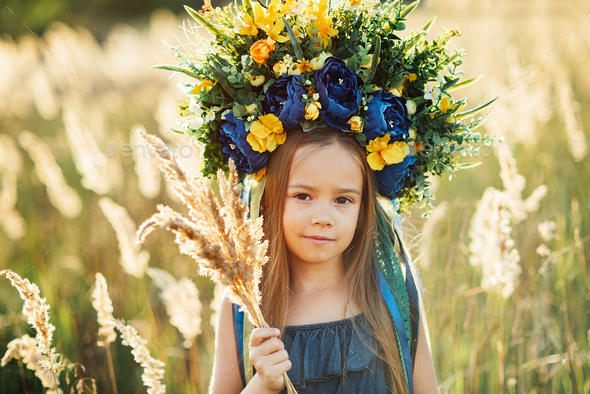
[375,265,414,394]
[232,304,247,387]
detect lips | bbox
[303,235,334,245]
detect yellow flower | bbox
[299,59,313,73]
[348,116,363,132]
[287,63,302,75]
[407,73,417,82]
[249,74,266,87]
[310,56,325,70]
[405,100,416,114]
[350,0,360,5]
[390,88,402,97]
[254,0,281,31]
[192,79,216,94]
[237,14,258,36]
[361,54,380,69]
[273,61,288,75]
[306,0,338,48]
[265,19,290,45]
[254,166,266,180]
[250,40,275,65]
[246,104,258,114]
[439,96,465,123]
[247,114,286,152]
[305,101,322,120]
[366,134,410,171]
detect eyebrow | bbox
[288,184,361,196]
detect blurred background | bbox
[0,0,588,393]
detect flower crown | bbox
[157,0,502,217]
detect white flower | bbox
[189,115,204,130]
[424,85,441,101]
[406,100,417,114]
[205,110,216,122]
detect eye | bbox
[335,197,352,205]
[295,193,310,201]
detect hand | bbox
[248,327,292,392]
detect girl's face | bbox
[283,143,363,267]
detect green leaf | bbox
[263,78,276,94]
[152,65,199,79]
[440,78,460,91]
[447,75,483,92]
[302,118,327,132]
[242,0,254,18]
[355,132,367,144]
[400,0,420,19]
[350,12,364,44]
[282,17,304,60]
[346,54,361,71]
[209,65,236,98]
[421,15,436,33]
[184,6,222,37]
[367,36,381,85]
[454,161,483,170]
[454,96,498,120]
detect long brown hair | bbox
[259,126,408,393]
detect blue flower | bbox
[374,156,418,199]
[217,112,268,173]
[362,90,412,142]
[314,57,363,130]
[262,75,306,130]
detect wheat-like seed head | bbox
[135,131,297,392]
[1,335,63,393]
[135,131,270,328]
[1,270,55,356]
[91,272,117,346]
[114,319,167,394]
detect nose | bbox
[311,201,333,227]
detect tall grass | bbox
[0,1,588,393]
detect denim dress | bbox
[277,312,392,394]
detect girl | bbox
[210,126,439,393]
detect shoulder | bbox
[209,287,243,394]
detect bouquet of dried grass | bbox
[135,130,297,393]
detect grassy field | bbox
[0,1,588,393]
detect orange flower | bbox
[299,59,313,73]
[250,40,275,65]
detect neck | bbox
[288,254,347,294]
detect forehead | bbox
[288,144,364,190]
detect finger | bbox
[254,337,284,356]
[249,327,279,348]
[266,358,292,376]
[263,349,289,366]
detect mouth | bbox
[303,236,334,245]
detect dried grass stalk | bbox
[136,130,297,393]
[1,270,94,393]
[91,272,117,347]
[114,319,167,394]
